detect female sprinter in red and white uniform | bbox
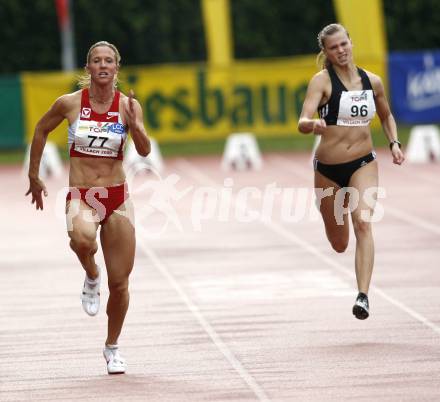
[26,41,150,374]
[298,24,404,320]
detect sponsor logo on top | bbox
[88,121,108,133]
[109,123,125,134]
[350,91,368,102]
[81,107,91,118]
[107,111,119,119]
[87,121,125,134]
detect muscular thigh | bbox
[348,160,378,221]
[66,199,99,240]
[315,171,349,231]
[100,200,136,282]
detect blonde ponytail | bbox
[316,50,331,70]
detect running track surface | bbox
[1,150,439,401]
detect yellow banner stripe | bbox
[333,0,387,88]
[201,0,233,66]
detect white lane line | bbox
[383,208,440,236]
[273,150,440,186]
[136,228,271,402]
[176,157,440,336]
[271,154,440,236]
[267,155,312,182]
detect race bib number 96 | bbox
[337,90,376,126]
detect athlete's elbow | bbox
[137,147,150,157]
[34,122,51,139]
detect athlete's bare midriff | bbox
[65,90,128,188]
[69,157,125,188]
[314,125,374,164]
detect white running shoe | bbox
[80,266,100,316]
[103,345,126,374]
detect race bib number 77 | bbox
[74,121,126,157]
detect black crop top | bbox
[318,64,376,126]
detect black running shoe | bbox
[352,292,369,320]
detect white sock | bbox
[105,344,118,351]
[86,275,99,285]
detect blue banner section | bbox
[389,50,440,124]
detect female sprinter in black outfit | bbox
[298,24,404,319]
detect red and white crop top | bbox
[68,89,128,160]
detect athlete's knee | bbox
[330,238,348,253]
[352,217,371,237]
[108,278,129,298]
[69,232,97,254]
[326,229,348,253]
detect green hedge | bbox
[383,0,440,51]
[0,0,438,73]
[232,0,336,59]
[0,0,440,74]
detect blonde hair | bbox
[316,23,350,70]
[77,41,121,88]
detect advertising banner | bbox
[0,76,24,148]
[389,50,440,124]
[22,55,383,147]
[22,71,77,148]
